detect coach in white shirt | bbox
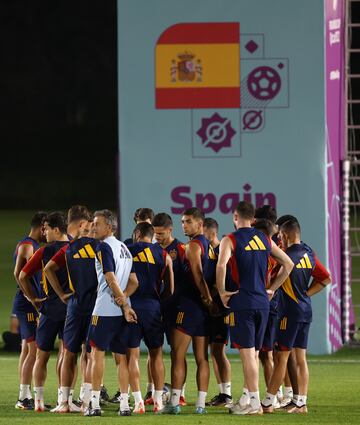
[87,209,137,417]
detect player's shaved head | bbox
[276,214,299,227]
[234,201,255,220]
[152,213,173,228]
[30,211,47,228]
[204,217,218,231]
[182,207,205,222]
[280,219,301,237]
[255,205,277,224]
[134,222,154,239]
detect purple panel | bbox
[325,0,345,351]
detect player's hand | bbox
[219,290,239,308]
[267,289,274,300]
[123,305,137,323]
[114,295,127,306]
[31,297,47,311]
[207,301,221,317]
[60,292,73,304]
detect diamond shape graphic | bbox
[245,40,259,54]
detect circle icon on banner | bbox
[247,66,281,101]
[197,113,236,153]
[242,110,264,131]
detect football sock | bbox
[249,391,261,409]
[170,389,181,406]
[196,391,207,409]
[91,390,100,410]
[262,392,275,407]
[221,382,231,396]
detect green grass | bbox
[0,350,359,424]
[1,210,360,423]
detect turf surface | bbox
[0,210,359,423]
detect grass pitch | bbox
[0,210,360,424]
[0,350,359,424]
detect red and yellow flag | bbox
[155,22,240,109]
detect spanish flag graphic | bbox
[156,22,240,109]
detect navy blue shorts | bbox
[36,314,65,352]
[63,312,91,354]
[276,317,310,351]
[17,312,38,342]
[175,296,209,337]
[127,309,164,349]
[209,315,229,345]
[261,313,278,352]
[229,309,269,350]
[87,315,128,354]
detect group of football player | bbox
[11,202,331,416]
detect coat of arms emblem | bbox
[171,52,202,82]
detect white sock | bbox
[19,384,30,401]
[34,386,44,403]
[91,390,100,409]
[180,383,186,397]
[60,386,70,403]
[120,393,129,410]
[154,390,163,407]
[170,389,181,406]
[262,392,275,407]
[79,384,85,402]
[132,391,143,405]
[293,394,299,402]
[239,387,249,405]
[277,385,283,399]
[221,382,231,396]
[83,383,92,406]
[296,395,307,406]
[146,382,154,394]
[57,388,62,405]
[69,388,74,404]
[285,386,293,397]
[218,383,222,393]
[196,391,207,409]
[249,391,260,409]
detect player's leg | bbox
[90,347,105,414]
[126,319,144,414]
[144,353,154,405]
[167,328,191,411]
[286,323,310,413]
[148,347,165,412]
[33,315,59,412]
[16,312,38,410]
[116,353,131,416]
[261,317,298,413]
[192,335,210,413]
[208,342,232,406]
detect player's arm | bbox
[13,243,34,294]
[123,272,139,298]
[186,240,213,305]
[267,241,294,296]
[161,253,175,298]
[18,247,46,310]
[44,245,72,304]
[306,256,331,297]
[216,236,238,308]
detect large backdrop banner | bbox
[118,0,345,354]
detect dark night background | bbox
[1,1,359,212]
